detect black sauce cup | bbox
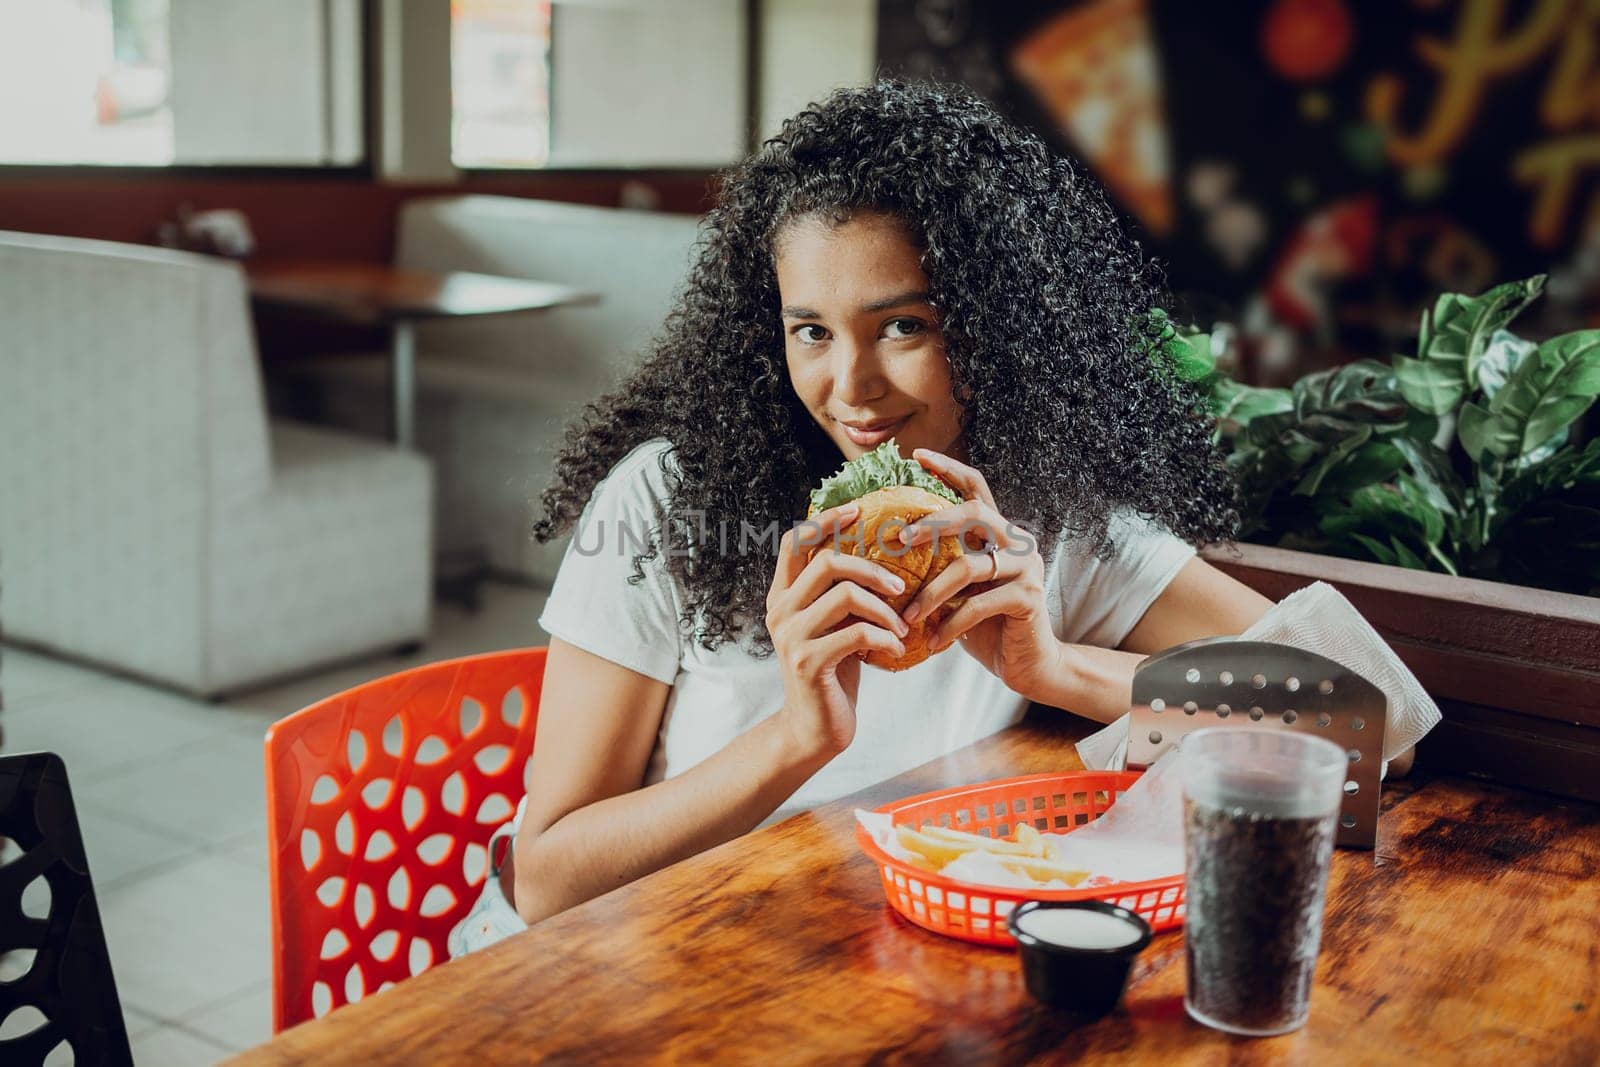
[1007,901,1154,1018]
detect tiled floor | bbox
[1,582,550,1066]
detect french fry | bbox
[999,855,1092,886]
[896,825,981,868]
[897,820,1089,887]
[1013,822,1046,857]
[917,824,1036,857]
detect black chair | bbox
[0,752,131,1066]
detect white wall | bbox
[168,0,322,163]
[379,0,456,179]
[758,0,877,143]
[548,0,747,168]
[327,0,365,165]
[168,0,363,165]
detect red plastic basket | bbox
[854,770,1186,946]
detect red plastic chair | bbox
[264,648,545,1031]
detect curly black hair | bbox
[534,79,1238,653]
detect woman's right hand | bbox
[766,502,909,763]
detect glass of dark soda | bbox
[1180,728,1347,1036]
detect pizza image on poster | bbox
[1009,0,1174,236]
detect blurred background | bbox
[878,0,1599,382]
[0,2,1595,1061]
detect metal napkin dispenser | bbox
[1128,639,1387,849]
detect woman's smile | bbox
[835,414,911,448]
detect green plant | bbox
[1149,282,1600,597]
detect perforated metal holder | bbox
[1127,639,1387,849]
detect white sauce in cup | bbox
[1014,908,1143,950]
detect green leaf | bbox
[1516,426,1571,473]
[1395,276,1544,412]
[1522,396,1594,457]
[1476,329,1537,402]
[1348,532,1398,565]
[1293,360,1396,419]
[1400,406,1441,443]
[1316,481,1452,575]
[1426,540,1460,576]
[1293,426,1373,496]
[1320,441,1406,499]
[1457,401,1504,464]
[1166,332,1215,382]
[1485,472,1600,597]
[1392,438,1466,517]
[1211,378,1293,429]
[1395,475,1447,544]
[1144,307,1216,383]
[1498,438,1600,517]
[1476,329,1600,461]
[1282,435,1321,468]
[1435,275,1546,388]
[1390,537,1428,570]
[1394,354,1466,415]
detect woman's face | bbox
[776,211,964,462]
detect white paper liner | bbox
[856,752,1185,892]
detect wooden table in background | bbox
[228,709,1600,1065]
[247,262,598,448]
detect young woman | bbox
[451,81,1281,953]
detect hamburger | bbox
[806,440,967,672]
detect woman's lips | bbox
[838,416,909,447]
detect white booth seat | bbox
[0,230,433,696]
[302,195,702,585]
[272,196,701,584]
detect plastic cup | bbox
[1179,728,1347,1036]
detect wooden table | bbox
[247,262,598,447]
[228,709,1600,1065]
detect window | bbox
[0,0,364,167]
[450,0,747,171]
[451,0,552,169]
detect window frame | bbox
[0,0,765,179]
[452,0,762,176]
[0,0,377,177]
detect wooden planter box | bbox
[1201,543,1600,803]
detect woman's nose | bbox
[831,337,889,406]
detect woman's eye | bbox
[884,318,925,339]
[793,324,829,344]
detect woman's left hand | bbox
[897,449,1064,701]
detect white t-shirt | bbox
[536,438,1195,824]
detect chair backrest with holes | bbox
[0,751,132,1066]
[264,648,545,1031]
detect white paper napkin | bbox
[1075,581,1442,776]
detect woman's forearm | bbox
[1032,642,1145,724]
[513,713,828,925]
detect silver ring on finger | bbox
[983,540,1000,583]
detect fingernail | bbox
[885,572,905,593]
[902,604,921,624]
